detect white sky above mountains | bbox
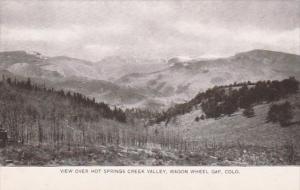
[0,0,299,61]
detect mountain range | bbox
[0,49,299,110]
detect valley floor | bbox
[0,142,298,166]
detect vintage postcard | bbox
[0,0,299,189]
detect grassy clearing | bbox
[153,92,300,156]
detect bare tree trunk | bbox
[38,117,43,146]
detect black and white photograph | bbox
[0,0,299,167]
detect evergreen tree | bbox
[26,78,31,89]
[243,106,255,118]
[267,101,293,126]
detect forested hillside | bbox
[0,76,299,165]
[0,76,183,152]
[155,77,299,124]
[0,76,129,147]
[0,76,199,165]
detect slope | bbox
[116,49,300,108]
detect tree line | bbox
[155,77,299,123]
[0,76,190,151]
[2,75,127,123]
[0,76,130,148]
[1,75,298,151]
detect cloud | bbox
[0,1,299,60]
[83,44,120,59]
[2,26,82,43]
[172,21,300,55]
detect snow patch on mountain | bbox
[25,51,48,60]
[7,62,29,73]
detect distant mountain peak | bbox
[235,49,299,57]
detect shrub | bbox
[267,101,293,127]
[243,106,255,118]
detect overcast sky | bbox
[0,0,299,61]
